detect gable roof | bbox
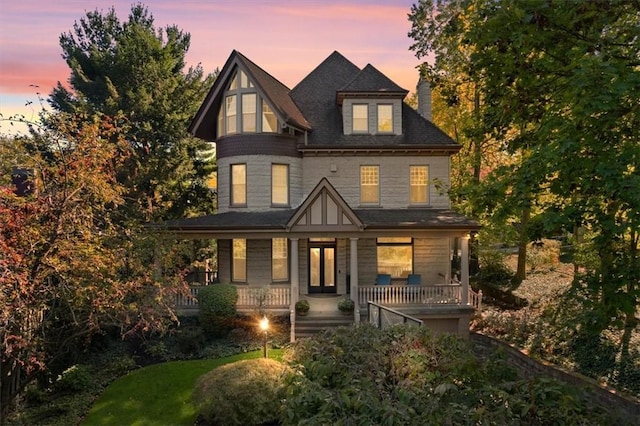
[286,177,363,231]
[189,50,310,141]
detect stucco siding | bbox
[302,156,451,209]
[217,155,303,213]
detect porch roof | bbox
[161,208,479,233]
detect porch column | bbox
[290,238,299,342]
[350,238,360,324]
[461,235,469,305]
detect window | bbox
[377,237,413,278]
[230,164,246,206]
[377,104,393,133]
[410,166,429,204]
[232,239,247,282]
[352,104,368,132]
[242,93,256,132]
[225,95,237,134]
[217,69,276,137]
[271,164,289,205]
[272,238,288,281]
[360,165,379,204]
[262,100,277,132]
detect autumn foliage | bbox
[0,113,185,416]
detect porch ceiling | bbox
[159,208,479,236]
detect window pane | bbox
[360,166,379,204]
[377,245,412,278]
[229,72,238,90]
[226,95,237,134]
[377,104,393,132]
[262,100,277,132]
[242,94,256,132]
[232,239,246,281]
[217,107,224,137]
[352,104,368,132]
[272,164,289,205]
[240,70,249,88]
[272,238,288,281]
[410,166,428,204]
[231,164,246,205]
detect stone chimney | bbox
[417,77,432,121]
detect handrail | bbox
[368,301,423,329]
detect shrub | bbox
[295,299,309,314]
[192,358,290,426]
[337,298,354,313]
[55,364,92,393]
[199,284,238,337]
[476,249,514,288]
[526,240,560,272]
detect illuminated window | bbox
[242,93,256,132]
[232,239,247,282]
[360,165,379,204]
[410,166,429,204]
[272,238,288,281]
[271,164,289,206]
[225,95,237,134]
[230,164,246,206]
[352,104,368,132]
[262,100,277,132]
[377,104,393,133]
[377,237,413,278]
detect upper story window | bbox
[217,69,278,137]
[230,163,246,206]
[410,165,429,205]
[352,104,368,133]
[377,104,393,133]
[271,164,289,206]
[360,165,379,205]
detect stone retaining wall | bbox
[471,332,640,424]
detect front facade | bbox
[168,51,481,340]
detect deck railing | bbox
[174,285,290,310]
[359,284,483,311]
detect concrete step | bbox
[294,314,354,338]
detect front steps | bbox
[294,313,354,339]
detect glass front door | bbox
[309,245,336,293]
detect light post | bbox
[259,315,269,358]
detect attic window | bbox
[352,104,368,132]
[217,69,278,137]
[377,104,393,133]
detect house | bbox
[166,50,481,340]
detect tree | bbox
[49,4,216,223]
[0,113,186,419]
[409,0,639,331]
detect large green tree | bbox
[409,0,639,331]
[49,4,216,223]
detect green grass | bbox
[82,349,284,426]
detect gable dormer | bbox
[189,50,310,142]
[337,64,408,136]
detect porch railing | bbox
[174,285,290,310]
[359,284,461,306]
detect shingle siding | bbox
[302,156,451,209]
[218,155,303,213]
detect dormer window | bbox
[377,104,393,133]
[216,69,278,138]
[352,104,368,133]
[343,99,401,136]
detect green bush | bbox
[477,249,514,288]
[281,324,614,425]
[198,284,238,337]
[192,358,289,426]
[55,364,92,393]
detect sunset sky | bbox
[0,0,426,135]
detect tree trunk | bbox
[514,207,530,286]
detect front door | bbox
[309,244,336,294]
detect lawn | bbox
[82,349,285,426]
